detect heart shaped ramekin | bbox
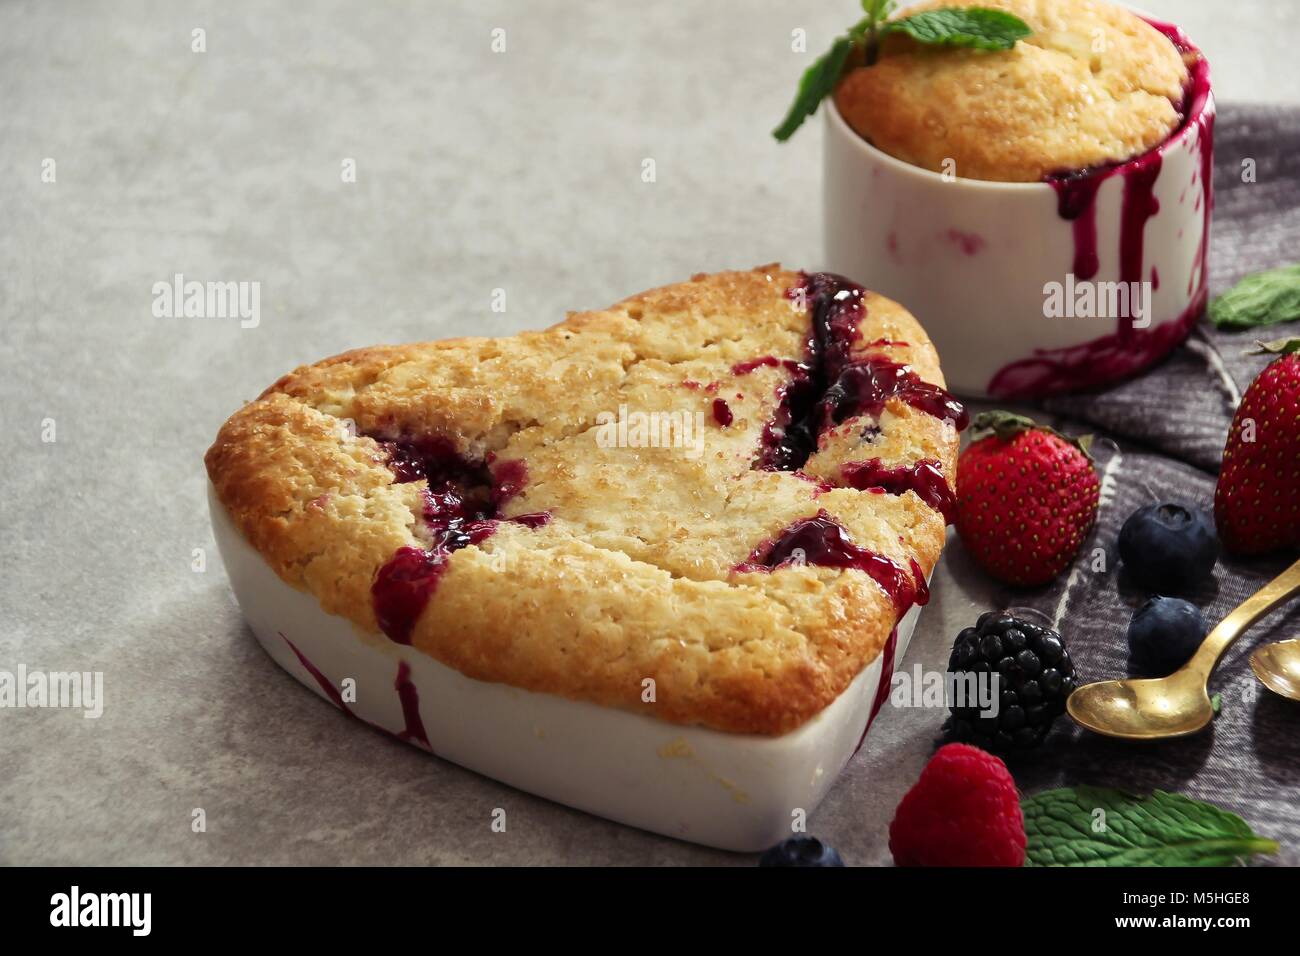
[210,483,925,852]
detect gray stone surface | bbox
[0,0,1293,865]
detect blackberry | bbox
[945,610,1077,754]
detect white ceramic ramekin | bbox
[823,22,1213,399]
[209,485,926,852]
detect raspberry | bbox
[889,743,1026,867]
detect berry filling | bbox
[818,359,969,431]
[682,379,721,392]
[752,273,967,471]
[840,458,957,524]
[732,355,797,376]
[378,435,484,489]
[369,436,549,644]
[792,469,835,493]
[712,398,734,427]
[736,510,928,616]
[491,457,530,507]
[855,625,899,754]
[997,20,1212,399]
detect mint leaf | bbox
[772,36,855,143]
[859,0,895,24]
[1023,787,1278,867]
[883,7,1031,50]
[1208,264,1300,330]
[1211,692,1222,714]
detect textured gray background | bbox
[1,0,1296,866]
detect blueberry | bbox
[1127,597,1208,675]
[758,836,845,867]
[1118,503,1218,592]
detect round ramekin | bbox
[209,483,928,852]
[823,20,1213,399]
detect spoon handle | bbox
[1190,556,1300,680]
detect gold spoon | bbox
[1251,638,1300,701]
[1068,557,1300,740]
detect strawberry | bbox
[955,411,1100,587]
[1214,339,1300,555]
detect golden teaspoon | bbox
[1251,638,1300,701]
[1068,557,1300,740]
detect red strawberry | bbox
[1215,339,1300,555]
[955,411,1100,587]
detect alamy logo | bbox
[595,404,705,459]
[1043,274,1151,329]
[152,273,260,328]
[0,666,102,718]
[50,886,151,936]
[890,665,1001,717]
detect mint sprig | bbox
[1022,786,1279,867]
[772,36,857,143]
[1208,264,1300,330]
[886,7,1032,51]
[773,3,1031,142]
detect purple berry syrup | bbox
[818,359,969,432]
[855,625,899,754]
[728,274,960,612]
[394,660,431,747]
[712,398,734,427]
[736,510,929,617]
[369,438,549,644]
[749,273,967,472]
[282,633,432,750]
[840,458,957,525]
[993,20,1213,398]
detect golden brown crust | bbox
[834,0,1190,182]
[206,266,959,735]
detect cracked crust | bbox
[206,265,958,735]
[834,0,1191,182]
